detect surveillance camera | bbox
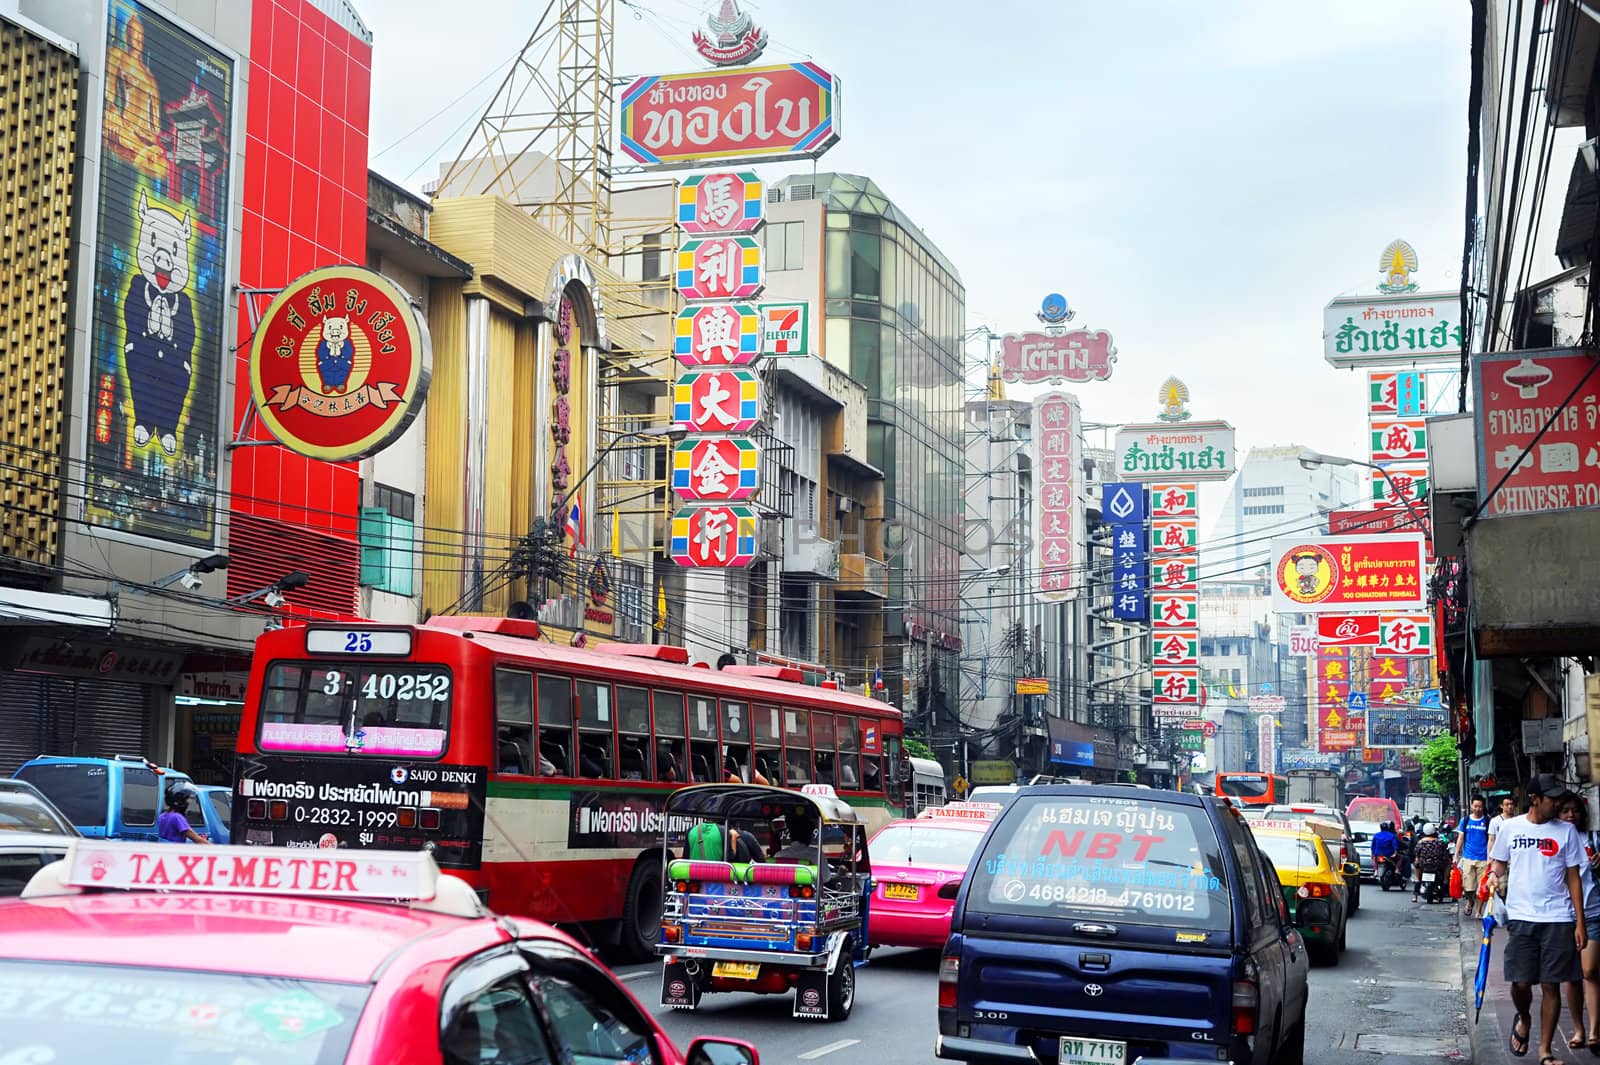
[179,571,204,591]
[263,589,285,609]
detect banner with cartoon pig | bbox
[85,0,234,545]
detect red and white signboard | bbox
[1368,370,1428,417]
[1154,668,1201,705]
[674,303,762,367]
[62,842,438,899]
[1031,391,1082,603]
[619,62,841,169]
[1376,614,1434,656]
[1289,626,1317,656]
[1153,554,1198,591]
[1473,348,1600,517]
[1271,534,1428,612]
[1153,592,1199,630]
[678,171,764,235]
[1149,483,1199,518]
[676,236,764,301]
[1371,464,1429,508]
[670,503,758,568]
[1317,614,1381,647]
[1155,631,1200,667]
[1327,507,1428,537]
[672,368,762,434]
[671,437,760,501]
[1369,419,1428,462]
[998,329,1116,384]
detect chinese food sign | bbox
[1472,348,1600,517]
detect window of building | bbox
[620,231,666,282]
[1242,485,1284,498]
[765,220,805,271]
[360,484,416,595]
[1242,504,1284,516]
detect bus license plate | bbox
[712,961,760,980]
[1059,1037,1125,1065]
[884,883,919,901]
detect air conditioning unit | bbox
[789,183,814,201]
[837,497,853,514]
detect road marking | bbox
[620,969,654,982]
[799,1040,860,1059]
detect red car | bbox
[867,804,999,949]
[0,840,759,1065]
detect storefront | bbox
[172,658,250,784]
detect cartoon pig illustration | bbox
[121,190,196,456]
[315,315,355,393]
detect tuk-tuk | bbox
[657,783,872,1021]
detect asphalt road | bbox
[614,885,1469,1064]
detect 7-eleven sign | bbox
[1150,484,1199,518]
[1151,519,1198,554]
[1154,630,1199,666]
[1153,668,1201,704]
[1153,592,1198,630]
[1376,614,1433,656]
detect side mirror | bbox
[1342,862,1361,878]
[686,1038,760,1065]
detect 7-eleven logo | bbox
[1153,592,1198,629]
[760,302,807,355]
[1153,668,1200,704]
[1376,614,1433,656]
[1150,483,1199,517]
[1151,519,1198,554]
[1155,630,1199,666]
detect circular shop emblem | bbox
[317,833,340,849]
[390,767,409,785]
[802,989,821,1008]
[248,266,432,462]
[1275,543,1338,605]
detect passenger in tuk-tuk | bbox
[771,812,833,884]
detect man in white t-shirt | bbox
[1487,774,1588,1063]
[1489,794,1518,852]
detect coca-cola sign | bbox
[619,62,841,169]
[998,329,1117,384]
[1316,614,1381,647]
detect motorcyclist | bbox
[1372,821,1400,886]
[1412,822,1452,901]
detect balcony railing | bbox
[838,553,888,598]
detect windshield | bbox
[1218,775,1270,798]
[966,787,1020,805]
[1254,835,1321,871]
[0,787,75,835]
[258,661,452,758]
[1347,798,1397,823]
[871,824,984,867]
[206,790,233,825]
[967,794,1232,931]
[14,764,108,828]
[0,960,368,1063]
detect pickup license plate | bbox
[1059,1037,1125,1065]
[884,883,920,901]
[1421,873,1437,883]
[711,961,760,980]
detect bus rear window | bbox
[1218,775,1270,798]
[258,662,452,758]
[967,794,1231,931]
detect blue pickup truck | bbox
[13,756,230,843]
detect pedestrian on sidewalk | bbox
[1458,796,1492,919]
[1558,794,1600,1051]
[1491,795,1519,852]
[1487,774,1588,1065]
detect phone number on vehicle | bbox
[292,805,409,828]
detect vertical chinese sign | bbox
[669,172,766,569]
[86,1,235,545]
[1031,392,1082,602]
[1368,370,1428,510]
[1316,646,1357,753]
[1151,481,1200,723]
[1103,483,1148,623]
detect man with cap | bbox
[1488,773,1589,1064]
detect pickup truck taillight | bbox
[1232,969,1259,1035]
[938,954,960,1009]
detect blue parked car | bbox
[12,756,226,842]
[188,783,233,844]
[935,786,1310,1065]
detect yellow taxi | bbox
[1247,819,1356,965]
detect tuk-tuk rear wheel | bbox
[826,951,855,1021]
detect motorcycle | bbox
[1416,862,1451,903]
[1376,853,1404,891]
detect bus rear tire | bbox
[620,857,663,963]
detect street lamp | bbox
[1298,449,1429,536]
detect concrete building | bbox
[1206,445,1362,576]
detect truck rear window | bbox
[14,764,107,828]
[967,794,1232,931]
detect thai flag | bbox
[566,501,584,558]
[873,665,884,691]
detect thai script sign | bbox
[1269,534,1428,612]
[674,302,762,366]
[1473,348,1600,517]
[1114,422,1236,483]
[248,267,432,462]
[671,437,760,500]
[676,236,764,300]
[677,171,764,234]
[1327,506,1428,537]
[1258,714,1277,773]
[673,368,762,434]
[670,503,758,567]
[1322,293,1463,368]
[1281,750,1342,770]
[619,62,841,169]
[1288,626,1317,656]
[1365,706,1449,749]
[1249,695,1287,715]
[1031,391,1082,602]
[999,329,1116,384]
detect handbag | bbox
[1449,864,1463,899]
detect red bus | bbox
[1214,772,1288,806]
[231,616,907,958]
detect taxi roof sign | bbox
[1250,819,1308,833]
[27,841,475,911]
[800,783,839,800]
[918,802,1003,821]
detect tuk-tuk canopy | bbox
[663,783,863,825]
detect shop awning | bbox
[0,587,112,629]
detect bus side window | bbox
[753,704,780,787]
[654,691,686,783]
[722,701,751,782]
[783,707,810,787]
[537,675,573,776]
[812,713,836,786]
[616,686,651,781]
[576,681,614,780]
[885,736,904,806]
[837,715,860,790]
[494,669,535,775]
[688,697,718,783]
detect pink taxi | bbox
[0,841,758,1065]
[868,803,998,950]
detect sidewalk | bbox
[1463,907,1595,1065]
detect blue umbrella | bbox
[1475,912,1496,1021]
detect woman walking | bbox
[1558,794,1600,1051]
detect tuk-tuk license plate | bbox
[884,883,920,901]
[711,961,761,980]
[1059,1037,1125,1065]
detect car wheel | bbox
[1273,1020,1306,1065]
[619,857,664,963]
[1310,938,1338,966]
[826,952,856,1021]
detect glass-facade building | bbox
[776,174,965,725]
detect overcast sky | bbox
[362,0,1477,470]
